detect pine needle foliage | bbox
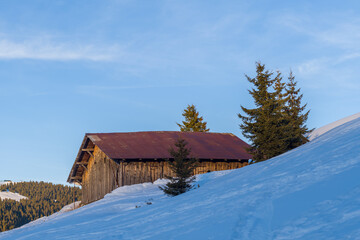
[160,139,197,196]
[238,62,311,163]
[283,71,312,149]
[177,104,210,132]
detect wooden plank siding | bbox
[81,146,248,204]
[82,146,119,204]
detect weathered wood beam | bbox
[79,163,88,171]
[74,180,82,186]
[81,149,94,158]
[82,148,94,151]
[76,162,88,165]
[70,176,82,180]
[87,151,94,158]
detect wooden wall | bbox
[81,146,119,204]
[81,146,248,204]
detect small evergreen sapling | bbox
[177,104,210,132]
[160,139,197,196]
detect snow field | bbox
[0,116,360,239]
[0,192,28,201]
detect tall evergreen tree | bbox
[160,139,197,196]
[238,62,285,162]
[177,104,210,132]
[273,71,291,154]
[283,71,311,149]
[239,63,311,163]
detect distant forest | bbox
[0,181,81,232]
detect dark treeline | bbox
[0,181,81,232]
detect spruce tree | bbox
[238,62,286,162]
[239,63,311,163]
[177,104,210,132]
[160,139,197,196]
[283,71,311,149]
[273,71,291,154]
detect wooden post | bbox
[73,182,75,210]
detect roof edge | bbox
[85,131,236,135]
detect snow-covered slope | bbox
[20,201,82,229]
[1,118,360,239]
[0,181,12,186]
[308,112,360,140]
[0,192,27,201]
[59,201,82,213]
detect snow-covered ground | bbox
[0,181,13,186]
[1,116,360,239]
[0,180,28,201]
[0,191,27,201]
[59,201,82,213]
[21,201,82,229]
[308,112,360,140]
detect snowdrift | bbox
[308,112,360,141]
[1,117,360,239]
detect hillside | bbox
[1,117,360,239]
[0,192,27,201]
[0,182,81,232]
[0,181,12,186]
[0,181,27,202]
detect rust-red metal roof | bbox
[86,131,252,160]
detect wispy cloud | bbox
[297,58,329,75]
[295,54,360,91]
[315,22,360,51]
[274,12,360,91]
[0,38,117,61]
[298,52,360,76]
[279,13,360,51]
[76,82,207,94]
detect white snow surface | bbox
[1,118,360,239]
[0,181,12,186]
[59,201,82,213]
[308,112,360,140]
[0,192,27,201]
[20,201,83,229]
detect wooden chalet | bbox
[67,131,252,204]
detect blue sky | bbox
[0,1,359,184]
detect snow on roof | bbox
[308,112,360,141]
